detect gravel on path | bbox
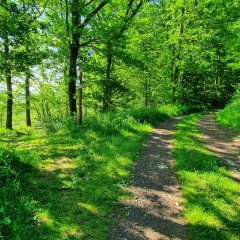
[109,117,186,240]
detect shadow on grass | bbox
[0,151,59,240]
[1,151,127,240]
[1,121,149,240]
[173,114,240,240]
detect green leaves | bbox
[1,217,11,225]
[0,207,4,213]
[0,207,11,226]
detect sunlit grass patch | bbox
[173,114,240,240]
[129,104,203,125]
[36,210,54,227]
[216,101,240,133]
[0,112,151,239]
[1,105,201,239]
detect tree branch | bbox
[0,2,10,12]
[119,0,144,35]
[79,38,99,47]
[85,0,95,7]
[34,0,49,20]
[129,0,144,19]
[65,0,70,43]
[126,0,135,16]
[80,0,109,29]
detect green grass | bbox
[0,105,200,239]
[173,114,240,240]
[0,116,149,239]
[216,101,240,133]
[128,104,203,124]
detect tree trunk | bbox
[68,46,78,116]
[68,0,80,116]
[171,6,185,103]
[103,42,112,112]
[25,70,31,126]
[144,79,149,108]
[4,37,13,130]
[215,54,221,94]
[78,71,83,125]
[6,68,13,130]
[41,98,46,119]
[67,0,109,116]
[171,63,178,103]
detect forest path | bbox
[199,113,240,181]
[109,117,186,240]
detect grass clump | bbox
[173,114,240,240]
[216,101,240,133]
[129,104,202,124]
[0,147,40,240]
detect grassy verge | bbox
[216,101,240,133]
[173,114,240,240]
[129,104,202,124]
[0,147,39,240]
[0,105,199,239]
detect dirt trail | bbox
[109,117,186,240]
[199,113,240,181]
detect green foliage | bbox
[0,147,38,240]
[129,104,203,124]
[173,114,240,240]
[38,105,204,135]
[0,148,18,184]
[83,111,136,135]
[216,88,240,133]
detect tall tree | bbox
[4,36,12,129]
[66,0,109,116]
[0,0,16,129]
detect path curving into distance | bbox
[109,117,186,240]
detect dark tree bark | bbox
[144,79,149,108]
[25,70,31,126]
[4,37,13,130]
[78,71,83,125]
[68,0,80,116]
[6,68,13,130]
[103,42,112,112]
[171,60,178,103]
[68,44,79,115]
[171,5,185,103]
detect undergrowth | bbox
[0,104,200,239]
[173,114,240,240]
[128,104,203,125]
[0,147,38,240]
[216,101,240,133]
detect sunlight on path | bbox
[110,117,186,240]
[199,114,240,181]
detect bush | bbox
[128,104,203,125]
[216,87,240,133]
[0,148,19,185]
[82,111,137,135]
